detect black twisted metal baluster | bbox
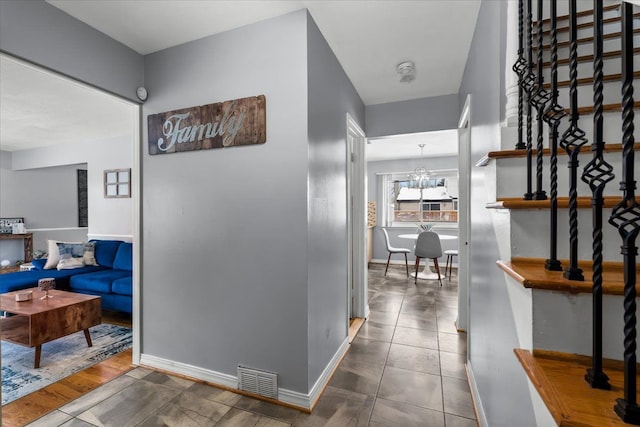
[522,0,535,200]
[542,0,565,272]
[559,0,587,281]
[513,0,527,150]
[529,0,550,201]
[611,3,640,423]
[582,0,614,390]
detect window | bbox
[379,170,458,227]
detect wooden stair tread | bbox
[497,257,639,295]
[541,12,640,36]
[488,143,640,160]
[515,349,640,426]
[534,28,640,51]
[536,4,621,26]
[570,101,640,115]
[543,71,640,90]
[538,48,640,67]
[488,196,640,210]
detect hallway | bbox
[26,264,476,426]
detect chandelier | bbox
[409,144,433,189]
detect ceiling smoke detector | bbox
[397,61,416,83]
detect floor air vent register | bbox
[237,365,278,399]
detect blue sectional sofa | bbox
[0,240,132,313]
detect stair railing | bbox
[513,0,527,151]
[558,0,587,281]
[522,0,536,200]
[529,0,550,201]
[542,0,565,273]
[610,2,640,423]
[581,0,614,391]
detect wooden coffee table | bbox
[0,288,101,368]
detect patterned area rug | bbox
[1,323,132,405]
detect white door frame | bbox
[457,95,471,335]
[346,114,368,320]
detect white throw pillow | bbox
[43,240,60,269]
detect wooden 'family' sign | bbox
[148,95,266,155]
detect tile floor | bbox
[26,264,476,426]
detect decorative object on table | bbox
[32,249,46,260]
[0,259,10,269]
[0,218,24,234]
[11,222,26,234]
[417,223,433,232]
[38,278,55,299]
[104,168,131,198]
[14,291,33,302]
[147,95,266,155]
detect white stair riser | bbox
[509,209,627,262]
[532,290,640,361]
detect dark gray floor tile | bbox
[366,310,399,326]
[215,408,291,426]
[392,326,439,350]
[59,374,138,416]
[445,413,478,427]
[185,382,242,406]
[377,366,443,411]
[442,377,476,420]
[142,371,195,390]
[233,395,307,423]
[60,419,98,427]
[357,321,396,342]
[137,391,232,426]
[293,386,374,427]
[369,398,445,427]
[386,344,440,375]
[26,410,73,427]
[440,351,467,380]
[438,332,467,354]
[328,356,385,396]
[75,380,181,427]
[342,337,391,368]
[397,312,438,331]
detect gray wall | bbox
[306,12,365,385]
[142,10,311,393]
[458,1,537,425]
[365,94,460,138]
[0,0,143,102]
[0,150,86,261]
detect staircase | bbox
[487,1,640,425]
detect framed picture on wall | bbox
[104,168,131,198]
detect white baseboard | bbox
[140,339,349,410]
[308,337,349,408]
[466,360,488,427]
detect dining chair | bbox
[414,231,443,286]
[381,228,410,277]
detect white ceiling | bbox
[1,1,481,156]
[367,130,459,162]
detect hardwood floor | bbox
[1,349,134,427]
[1,312,133,427]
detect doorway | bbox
[346,114,368,340]
[0,53,141,392]
[457,95,471,335]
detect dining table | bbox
[399,233,458,280]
